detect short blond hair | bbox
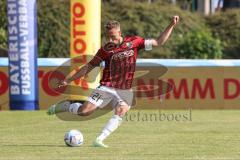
[105,20,120,30]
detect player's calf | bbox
[47,100,71,115]
[47,101,97,116]
[94,104,130,147]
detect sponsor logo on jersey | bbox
[112,50,134,60]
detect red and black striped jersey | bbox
[89,36,146,89]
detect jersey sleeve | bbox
[134,36,145,49]
[134,36,153,51]
[89,48,105,66]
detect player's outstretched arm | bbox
[58,48,104,88]
[152,15,179,47]
[58,64,95,88]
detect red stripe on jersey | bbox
[97,36,144,89]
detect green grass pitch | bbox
[0,110,240,160]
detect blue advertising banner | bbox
[7,0,39,110]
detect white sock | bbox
[97,115,123,141]
[69,103,82,115]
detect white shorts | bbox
[87,86,133,109]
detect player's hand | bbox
[58,80,68,88]
[171,15,179,26]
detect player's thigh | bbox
[112,89,133,116]
[114,88,134,107]
[87,86,113,109]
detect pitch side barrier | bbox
[0,58,240,110]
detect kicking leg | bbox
[47,86,112,117]
[47,100,97,116]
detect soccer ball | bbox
[64,129,84,147]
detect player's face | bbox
[107,27,122,44]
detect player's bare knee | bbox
[115,105,129,117]
[77,102,96,116]
[78,111,92,116]
[78,107,93,116]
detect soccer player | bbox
[47,16,179,148]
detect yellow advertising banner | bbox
[70,0,101,100]
[134,67,240,109]
[0,65,240,110]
